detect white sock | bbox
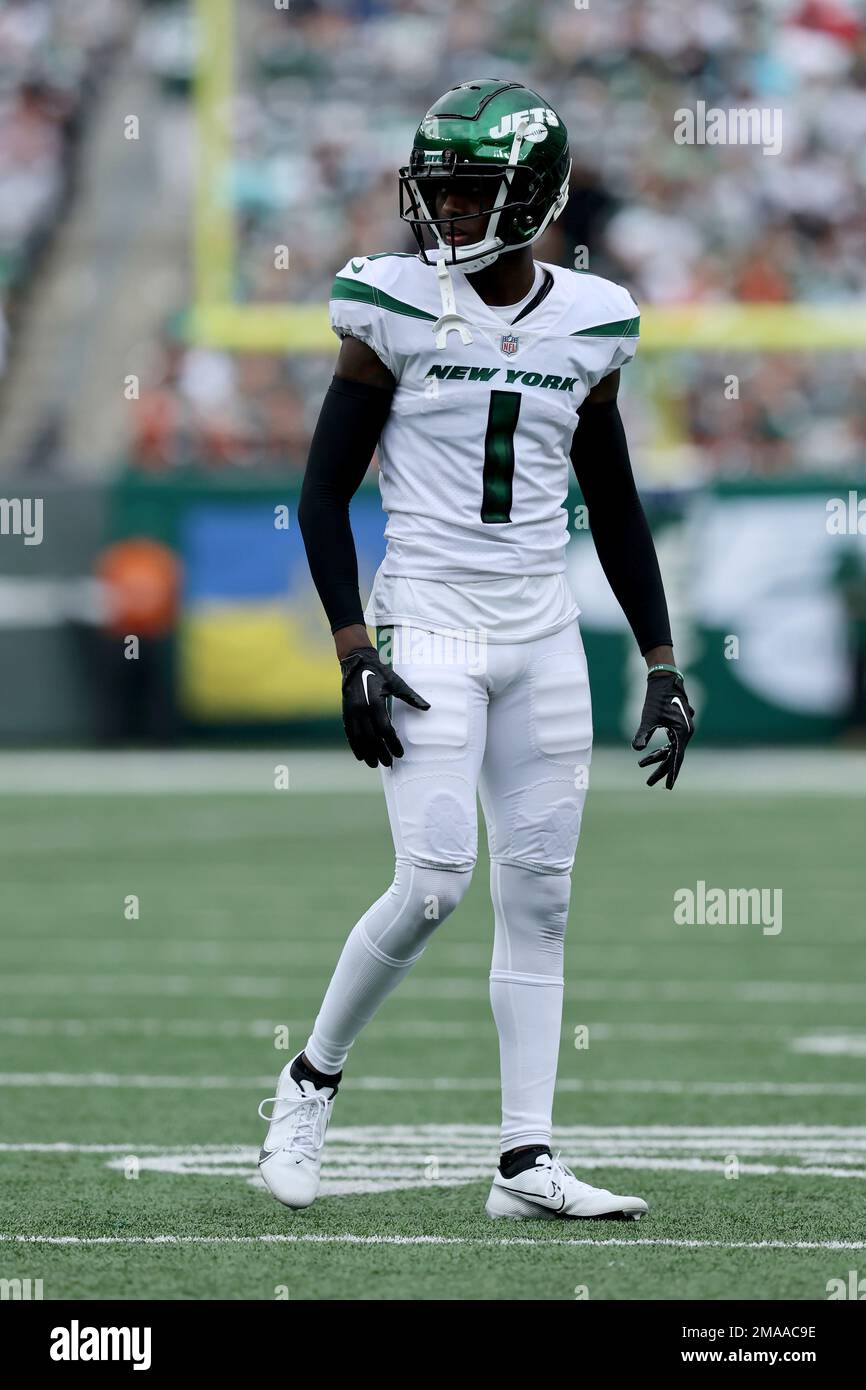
[305,860,472,1074]
[488,860,570,1151]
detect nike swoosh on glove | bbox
[339,647,430,769]
[631,672,695,790]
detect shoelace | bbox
[257,1091,330,1159]
[544,1153,599,1201]
[535,1153,577,1201]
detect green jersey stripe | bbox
[331,277,437,323]
[571,315,640,339]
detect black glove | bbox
[340,647,430,769]
[632,670,695,790]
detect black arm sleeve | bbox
[297,375,394,634]
[570,397,672,655]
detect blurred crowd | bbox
[0,0,129,377]
[5,0,866,481]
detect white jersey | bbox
[329,252,639,637]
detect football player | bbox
[258,79,694,1220]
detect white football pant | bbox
[305,622,592,1152]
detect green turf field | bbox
[1,753,865,1301]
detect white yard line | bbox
[1,1232,865,1250]
[8,1127,866,1193]
[0,1016,829,1042]
[791,1035,866,1057]
[0,1017,490,1040]
[0,975,863,1004]
[6,933,861,965]
[2,1072,866,1096]
[5,1126,866,1154]
[1,938,859,970]
[0,748,864,796]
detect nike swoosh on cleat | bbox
[259,1146,304,1169]
[671,696,691,731]
[502,1184,566,1211]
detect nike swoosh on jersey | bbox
[670,695,691,731]
[351,260,365,273]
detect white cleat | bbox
[486,1153,648,1221]
[257,1056,336,1209]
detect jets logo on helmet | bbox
[488,108,560,138]
[399,78,571,274]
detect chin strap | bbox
[432,256,474,348]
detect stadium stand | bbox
[1,0,864,480]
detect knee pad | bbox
[361,859,473,964]
[390,774,478,871]
[490,861,571,977]
[497,793,583,875]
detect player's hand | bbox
[339,646,430,769]
[631,671,695,790]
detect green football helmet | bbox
[399,78,571,273]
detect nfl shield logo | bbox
[500,333,519,356]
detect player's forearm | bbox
[591,502,673,656]
[297,375,393,642]
[570,398,673,656]
[644,643,676,670]
[334,624,374,660]
[297,477,366,636]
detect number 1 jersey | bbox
[329,252,639,583]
